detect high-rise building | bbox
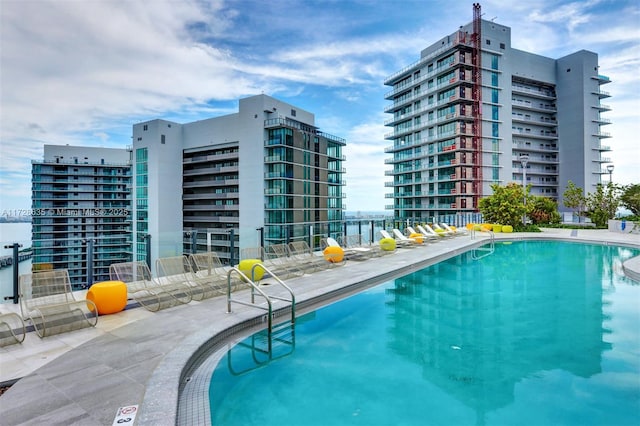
[132,94,346,265]
[31,145,132,288]
[384,11,611,223]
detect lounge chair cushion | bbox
[409,233,424,244]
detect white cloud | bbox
[343,119,389,212]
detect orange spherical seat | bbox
[86,281,127,315]
[379,237,396,251]
[323,246,344,263]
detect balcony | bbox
[183,179,239,188]
[593,131,612,138]
[592,103,611,111]
[512,129,558,140]
[592,74,611,85]
[595,157,612,163]
[512,99,557,113]
[592,89,611,98]
[512,142,558,154]
[511,115,557,127]
[183,152,237,164]
[511,85,556,100]
[183,165,238,176]
[592,116,612,125]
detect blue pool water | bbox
[208,241,640,425]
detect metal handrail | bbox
[471,229,495,260]
[226,263,296,353]
[250,263,296,325]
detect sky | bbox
[1,0,638,214]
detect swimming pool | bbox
[201,241,640,425]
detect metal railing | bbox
[226,264,295,353]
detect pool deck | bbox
[1,229,638,425]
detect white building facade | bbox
[384,18,612,223]
[132,94,346,266]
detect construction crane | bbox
[471,3,483,208]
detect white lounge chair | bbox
[380,229,416,248]
[325,236,372,260]
[440,223,467,235]
[432,223,455,236]
[421,224,452,238]
[393,228,424,245]
[417,224,444,239]
[407,226,439,242]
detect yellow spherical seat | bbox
[323,246,344,263]
[86,281,127,315]
[492,224,502,233]
[238,259,265,281]
[502,225,513,233]
[380,237,396,251]
[466,223,475,231]
[409,233,423,244]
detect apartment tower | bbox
[132,94,345,265]
[31,145,132,288]
[384,5,611,223]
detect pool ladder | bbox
[471,230,495,260]
[226,263,296,354]
[227,321,296,376]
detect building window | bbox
[291,109,297,117]
[500,43,505,49]
[143,124,148,131]
[486,39,491,45]
[491,55,499,70]
[161,134,165,144]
